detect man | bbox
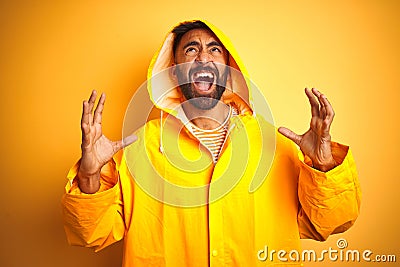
[62,20,361,266]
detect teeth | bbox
[194,72,214,79]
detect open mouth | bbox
[191,71,216,92]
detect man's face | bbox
[173,28,229,110]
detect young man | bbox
[62,20,361,266]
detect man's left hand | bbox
[278,88,337,172]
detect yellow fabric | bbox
[62,19,361,266]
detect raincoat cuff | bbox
[297,142,354,184]
[64,159,119,196]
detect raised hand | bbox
[278,88,337,172]
[78,90,137,193]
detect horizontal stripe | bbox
[186,106,238,163]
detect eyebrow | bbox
[182,40,223,50]
[206,41,222,47]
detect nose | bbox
[196,49,212,63]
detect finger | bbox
[320,101,327,118]
[311,87,321,98]
[81,101,91,133]
[312,88,328,118]
[88,90,98,114]
[305,87,319,117]
[81,101,91,145]
[320,94,335,122]
[93,92,106,124]
[278,127,302,146]
[81,100,89,126]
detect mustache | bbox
[174,62,229,88]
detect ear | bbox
[170,63,178,80]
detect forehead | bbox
[179,28,222,46]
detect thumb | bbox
[278,127,302,146]
[113,133,138,152]
[122,133,138,148]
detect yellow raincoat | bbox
[62,20,361,266]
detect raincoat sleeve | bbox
[61,151,125,251]
[296,142,361,241]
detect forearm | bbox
[62,179,124,251]
[62,157,124,250]
[298,143,361,240]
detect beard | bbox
[175,63,229,110]
[179,84,226,110]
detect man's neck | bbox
[182,101,230,130]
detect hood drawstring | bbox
[159,109,164,154]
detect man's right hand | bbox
[78,90,137,194]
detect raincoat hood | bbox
[147,19,254,119]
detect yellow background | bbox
[0,0,398,266]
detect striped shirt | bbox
[186,106,238,163]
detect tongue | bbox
[194,81,212,91]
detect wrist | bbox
[77,169,100,180]
[77,170,101,194]
[312,158,337,172]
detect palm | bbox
[79,91,137,178]
[279,88,336,172]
